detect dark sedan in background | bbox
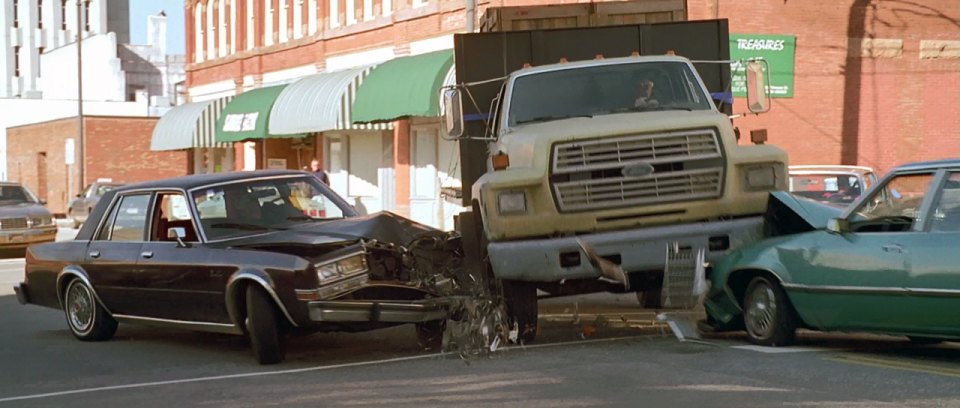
[15,171,465,364]
[67,179,124,228]
[0,182,56,249]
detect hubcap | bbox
[745,281,777,339]
[67,283,94,334]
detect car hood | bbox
[0,202,52,218]
[769,191,844,230]
[216,211,439,249]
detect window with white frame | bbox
[307,0,317,34]
[293,0,303,38]
[195,3,205,62]
[246,0,254,50]
[382,0,391,16]
[329,0,339,28]
[363,0,372,21]
[345,0,355,25]
[264,0,273,46]
[206,0,215,59]
[278,0,288,42]
[218,0,227,57]
[229,0,237,53]
[412,0,427,8]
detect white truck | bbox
[445,19,786,343]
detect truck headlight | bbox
[497,191,527,215]
[315,253,368,283]
[743,163,783,191]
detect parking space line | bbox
[827,354,960,379]
[731,345,833,353]
[0,335,651,404]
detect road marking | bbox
[827,354,960,379]
[731,345,831,353]
[0,335,650,404]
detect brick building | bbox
[8,116,189,214]
[167,0,959,229]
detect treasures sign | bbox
[731,34,796,98]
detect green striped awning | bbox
[215,85,303,142]
[150,96,233,151]
[351,49,454,123]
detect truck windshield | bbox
[508,61,713,127]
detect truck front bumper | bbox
[487,217,764,282]
[307,298,450,323]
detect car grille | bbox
[0,217,28,230]
[551,129,725,212]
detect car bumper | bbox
[486,217,764,282]
[0,227,57,248]
[307,298,450,323]
[14,282,29,305]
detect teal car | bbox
[704,159,960,346]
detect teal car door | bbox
[787,171,936,332]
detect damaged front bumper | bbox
[306,298,451,323]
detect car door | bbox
[136,192,234,324]
[792,171,937,332]
[896,171,960,337]
[82,193,150,317]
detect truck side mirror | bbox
[826,218,848,234]
[441,88,464,139]
[745,60,770,114]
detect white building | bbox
[0,1,185,180]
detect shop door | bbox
[410,127,440,228]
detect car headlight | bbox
[743,163,783,192]
[315,253,369,284]
[497,191,527,215]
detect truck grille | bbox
[0,217,28,230]
[551,129,724,212]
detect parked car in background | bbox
[68,179,125,228]
[704,159,960,346]
[0,182,57,249]
[788,165,879,207]
[15,171,464,364]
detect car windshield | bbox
[507,61,713,127]
[789,173,864,206]
[0,185,37,204]
[192,176,355,240]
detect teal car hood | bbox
[769,191,844,230]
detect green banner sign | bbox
[730,34,796,98]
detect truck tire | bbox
[502,279,538,344]
[246,285,284,365]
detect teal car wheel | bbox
[743,276,796,346]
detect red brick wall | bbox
[689,0,960,174]
[7,117,189,215]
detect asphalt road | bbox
[1,227,959,407]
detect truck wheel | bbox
[415,319,446,351]
[63,279,117,341]
[636,289,662,309]
[246,285,284,365]
[502,279,538,344]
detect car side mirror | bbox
[745,60,771,114]
[827,218,849,234]
[167,227,189,248]
[441,87,464,139]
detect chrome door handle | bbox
[882,244,904,253]
[88,251,100,258]
[141,251,154,259]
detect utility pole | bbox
[76,0,85,190]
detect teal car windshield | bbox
[508,61,713,127]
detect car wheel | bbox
[908,336,943,345]
[415,319,446,351]
[63,279,117,341]
[246,285,284,365]
[502,279,538,344]
[742,276,796,346]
